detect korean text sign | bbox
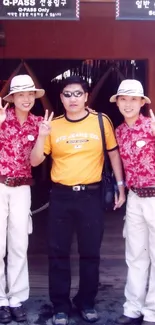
[0,0,80,20]
[116,0,155,20]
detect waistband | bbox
[131,186,155,198]
[52,182,101,192]
[0,176,34,187]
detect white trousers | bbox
[0,183,32,307]
[123,190,155,321]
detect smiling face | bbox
[60,83,88,118]
[12,91,36,113]
[116,95,145,124]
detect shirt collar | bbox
[7,107,34,126]
[123,114,145,129]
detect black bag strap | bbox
[98,112,110,175]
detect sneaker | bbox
[52,312,69,325]
[81,309,99,323]
[0,306,12,324]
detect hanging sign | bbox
[116,0,155,20]
[0,0,80,20]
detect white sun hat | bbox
[3,74,45,102]
[110,79,151,104]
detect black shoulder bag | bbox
[98,113,115,210]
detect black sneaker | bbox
[10,305,27,322]
[0,306,12,324]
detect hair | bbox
[116,95,144,100]
[60,76,89,93]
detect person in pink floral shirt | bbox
[0,74,52,324]
[110,79,155,325]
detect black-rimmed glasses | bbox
[62,90,84,98]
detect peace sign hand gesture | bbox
[39,110,54,137]
[150,109,155,135]
[0,98,8,124]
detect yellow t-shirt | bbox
[44,112,117,186]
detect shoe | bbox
[142,322,155,325]
[81,309,99,323]
[10,305,27,322]
[52,312,69,325]
[0,306,12,324]
[116,315,143,325]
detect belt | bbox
[52,182,101,192]
[0,176,34,187]
[131,186,155,198]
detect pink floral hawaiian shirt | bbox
[0,108,42,177]
[115,114,155,188]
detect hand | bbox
[0,97,8,124]
[113,190,126,210]
[149,109,155,135]
[39,110,54,137]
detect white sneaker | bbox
[52,312,69,325]
[81,309,99,323]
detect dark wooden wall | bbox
[0,2,155,107]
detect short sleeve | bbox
[115,127,120,142]
[103,116,118,151]
[44,134,52,155]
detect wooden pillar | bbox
[148,58,155,112]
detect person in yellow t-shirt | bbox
[30,76,125,325]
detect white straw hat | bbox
[110,79,151,104]
[3,74,45,102]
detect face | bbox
[12,91,36,112]
[60,84,88,115]
[116,96,145,121]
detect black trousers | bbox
[47,184,104,314]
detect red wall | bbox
[0,2,155,60]
[1,2,155,106]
